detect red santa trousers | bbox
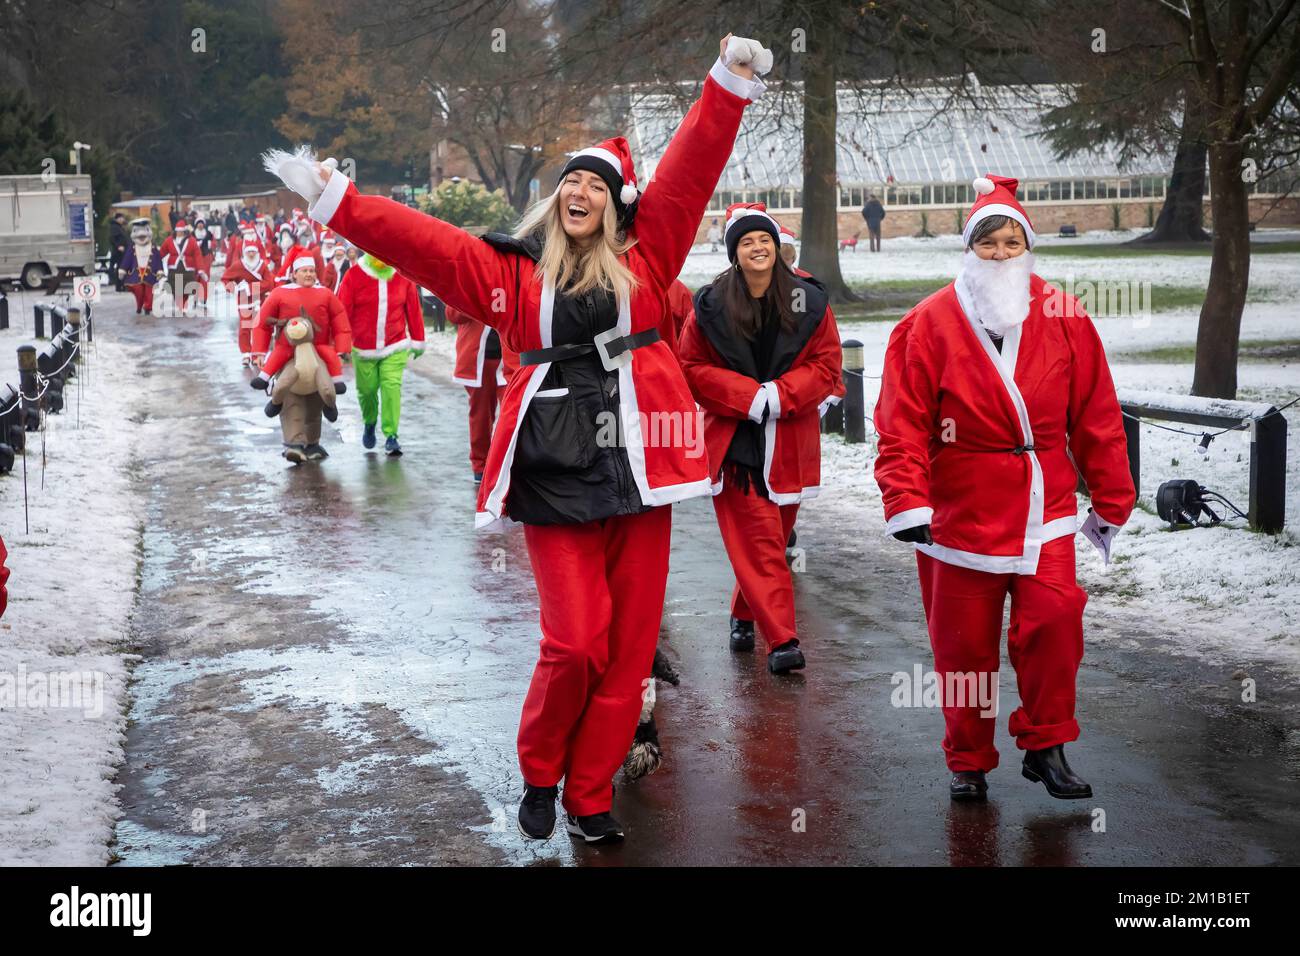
[237,307,255,354]
[518,505,671,817]
[916,535,1087,773]
[465,357,501,473]
[711,481,799,650]
[130,283,154,313]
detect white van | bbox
[0,174,96,288]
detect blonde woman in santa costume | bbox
[678,202,844,675]
[874,175,1135,803]
[264,33,772,846]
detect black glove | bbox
[893,523,933,545]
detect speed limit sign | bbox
[74,276,100,303]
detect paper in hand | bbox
[1080,509,1114,565]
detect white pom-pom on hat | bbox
[620,184,638,205]
[973,177,995,196]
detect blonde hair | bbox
[514,188,638,299]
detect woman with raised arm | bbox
[264,34,771,846]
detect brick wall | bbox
[693,195,1300,244]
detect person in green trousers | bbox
[337,253,427,455]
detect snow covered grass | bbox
[759,227,1300,676]
[0,298,145,865]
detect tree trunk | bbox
[1191,140,1252,398]
[1131,137,1210,244]
[798,18,856,303]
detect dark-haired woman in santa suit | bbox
[678,202,844,675]
[266,34,773,846]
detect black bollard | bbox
[34,305,45,339]
[841,338,866,444]
[17,345,40,431]
[0,292,8,331]
[84,302,94,342]
[0,382,21,457]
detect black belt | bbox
[519,327,660,367]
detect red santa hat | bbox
[778,225,798,246]
[963,174,1036,249]
[723,202,781,262]
[560,136,640,226]
[173,221,192,233]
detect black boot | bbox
[517,783,559,840]
[767,640,806,674]
[1022,744,1092,799]
[729,616,755,652]
[322,402,338,423]
[949,771,988,801]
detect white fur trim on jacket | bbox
[885,506,933,535]
[708,57,767,101]
[308,166,351,226]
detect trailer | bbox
[0,174,97,289]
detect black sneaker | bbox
[304,443,328,461]
[729,616,755,652]
[517,784,559,840]
[283,444,307,464]
[767,640,806,674]
[565,811,624,845]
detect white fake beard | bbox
[242,254,261,270]
[957,249,1034,337]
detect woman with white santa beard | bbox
[263,33,772,845]
[874,174,1135,804]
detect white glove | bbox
[724,35,773,75]
[262,146,334,206]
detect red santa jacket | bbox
[322,258,350,293]
[678,274,845,505]
[159,234,202,277]
[0,534,9,619]
[449,306,508,387]
[307,60,764,528]
[337,260,426,358]
[664,278,694,351]
[192,225,216,276]
[252,283,352,358]
[873,276,1135,576]
[221,255,278,314]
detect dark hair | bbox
[712,254,801,339]
[967,214,1024,248]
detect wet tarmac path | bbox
[107,285,1300,866]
